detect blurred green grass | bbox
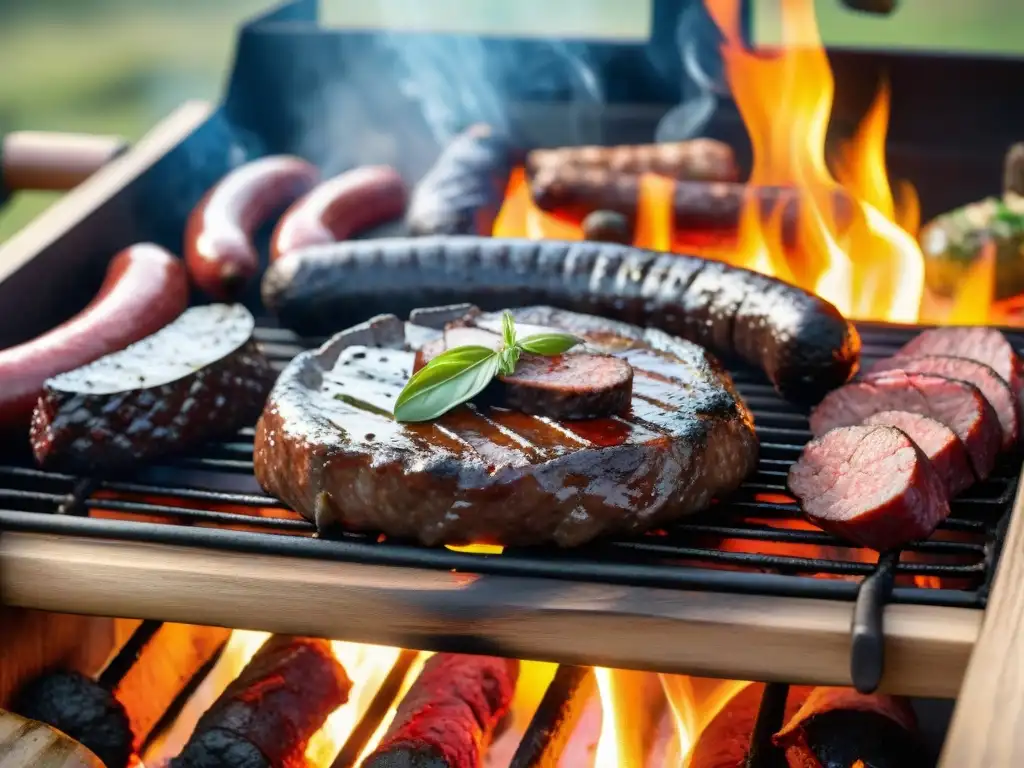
[0,0,266,242]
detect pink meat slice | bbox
[861,411,974,496]
[869,354,1019,449]
[891,327,1021,418]
[788,425,950,551]
[809,371,1001,481]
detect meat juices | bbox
[31,304,274,473]
[788,426,950,551]
[861,411,974,496]
[254,306,759,547]
[870,354,1019,448]
[362,654,518,768]
[891,326,1022,410]
[809,371,1002,481]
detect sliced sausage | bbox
[870,354,1019,449]
[861,411,974,496]
[0,243,189,431]
[890,327,1022,412]
[269,165,407,261]
[810,371,1002,481]
[788,425,950,551]
[184,155,319,300]
[261,237,861,405]
[500,353,633,420]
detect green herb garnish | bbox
[393,312,581,423]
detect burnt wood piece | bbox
[171,635,350,768]
[527,167,854,245]
[406,124,521,236]
[773,687,930,767]
[1004,143,1024,196]
[253,307,758,547]
[262,237,861,405]
[361,654,519,768]
[30,304,274,473]
[508,666,594,768]
[13,670,132,768]
[525,138,739,182]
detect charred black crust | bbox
[14,670,133,768]
[169,728,270,768]
[262,236,860,405]
[362,745,451,768]
[803,711,932,767]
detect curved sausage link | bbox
[0,243,189,429]
[269,165,407,261]
[184,155,319,299]
[262,237,861,405]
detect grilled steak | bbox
[253,306,759,547]
[31,304,274,473]
[861,410,974,496]
[362,654,518,768]
[890,326,1022,409]
[809,371,1002,481]
[788,426,950,551]
[869,354,1019,448]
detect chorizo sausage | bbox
[184,155,319,299]
[269,165,407,260]
[262,236,861,405]
[0,243,189,430]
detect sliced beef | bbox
[870,354,1019,449]
[500,353,633,419]
[809,371,1002,481]
[788,425,950,551]
[861,411,974,496]
[891,326,1022,413]
[254,306,759,547]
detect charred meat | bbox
[31,304,274,473]
[525,138,738,182]
[254,306,758,547]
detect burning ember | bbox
[494,0,1018,327]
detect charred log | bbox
[171,635,351,768]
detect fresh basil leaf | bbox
[498,344,520,376]
[517,332,582,357]
[394,347,499,423]
[501,311,517,350]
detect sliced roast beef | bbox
[809,371,1002,481]
[788,425,950,551]
[861,411,974,496]
[254,306,759,547]
[500,353,633,419]
[870,354,1019,449]
[891,326,1022,411]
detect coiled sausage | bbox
[184,155,319,299]
[262,236,861,404]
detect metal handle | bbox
[0,131,128,193]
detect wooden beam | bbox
[0,531,979,698]
[939,475,1024,766]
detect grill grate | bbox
[0,321,1020,690]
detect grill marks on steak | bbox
[787,426,950,551]
[30,304,274,473]
[809,371,1002,481]
[869,354,1019,449]
[861,411,974,496]
[253,307,758,547]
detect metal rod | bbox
[97,620,164,690]
[745,682,790,768]
[851,549,900,693]
[510,666,595,768]
[330,649,420,768]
